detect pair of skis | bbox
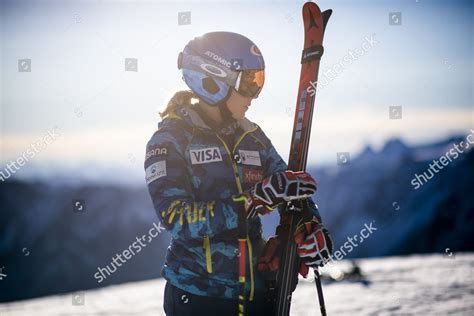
[275,2,332,316]
[237,2,332,316]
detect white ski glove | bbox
[234,170,317,218]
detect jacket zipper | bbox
[200,129,258,276]
[216,129,258,301]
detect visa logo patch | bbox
[190,147,223,165]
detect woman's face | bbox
[226,89,253,120]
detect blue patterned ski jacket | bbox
[144,103,321,300]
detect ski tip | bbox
[322,9,332,30]
[302,3,332,31]
[322,9,333,20]
[302,1,321,14]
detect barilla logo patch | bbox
[238,150,261,166]
[145,160,166,184]
[243,168,264,184]
[190,147,223,165]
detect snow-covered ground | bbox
[1,254,473,315]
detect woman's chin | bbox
[233,113,245,120]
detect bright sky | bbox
[1,0,473,184]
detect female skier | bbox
[145,32,333,316]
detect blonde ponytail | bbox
[160,90,198,119]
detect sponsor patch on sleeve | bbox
[243,167,264,184]
[145,145,168,163]
[238,150,261,166]
[145,160,167,184]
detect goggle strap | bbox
[235,71,242,91]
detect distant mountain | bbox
[1,135,473,303]
[0,182,170,303]
[307,135,474,258]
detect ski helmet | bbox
[177,32,265,106]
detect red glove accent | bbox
[257,236,281,272]
[299,261,310,278]
[253,170,317,207]
[234,170,317,219]
[295,219,333,276]
[257,234,318,279]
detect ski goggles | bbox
[179,52,265,99]
[234,69,265,99]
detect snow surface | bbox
[1,254,473,315]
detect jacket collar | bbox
[172,104,257,133]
